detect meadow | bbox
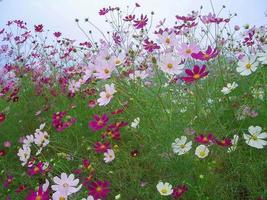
[0,2,267,200]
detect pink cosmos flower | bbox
[94,60,115,80]
[88,180,110,199]
[26,180,49,200]
[158,32,177,47]
[143,39,160,52]
[97,84,116,106]
[123,15,135,22]
[215,138,232,147]
[177,43,200,59]
[99,8,109,16]
[89,114,109,131]
[191,45,219,61]
[172,184,188,199]
[93,141,111,153]
[195,133,215,144]
[133,14,148,29]
[34,24,43,32]
[53,32,62,38]
[182,65,209,83]
[28,162,44,176]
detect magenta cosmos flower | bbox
[93,141,111,153]
[133,14,148,29]
[215,138,232,147]
[172,184,188,199]
[89,114,109,131]
[195,133,215,144]
[143,39,160,52]
[88,180,110,199]
[182,65,209,83]
[0,112,5,123]
[191,45,219,61]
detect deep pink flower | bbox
[34,24,43,32]
[99,8,109,16]
[0,112,6,123]
[0,150,6,156]
[52,111,77,132]
[28,162,43,176]
[133,14,148,29]
[123,15,135,22]
[3,175,13,188]
[215,138,232,147]
[191,45,219,61]
[88,180,110,199]
[89,114,109,131]
[143,39,160,52]
[88,99,97,108]
[93,141,111,153]
[172,185,188,199]
[195,134,215,144]
[182,65,209,83]
[53,32,62,38]
[26,185,49,200]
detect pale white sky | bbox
[0,0,266,41]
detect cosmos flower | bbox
[143,39,160,52]
[51,173,82,197]
[26,179,49,200]
[195,133,214,144]
[0,112,5,123]
[236,55,258,76]
[17,145,31,166]
[94,141,111,153]
[103,149,115,163]
[156,181,173,196]
[195,145,209,159]
[221,82,238,95]
[131,117,140,128]
[94,60,116,80]
[182,65,209,83]
[172,136,192,155]
[34,24,43,32]
[172,184,188,199]
[159,53,184,75]
[215,138,232,147]
[228,135,239,153]
[243,126,267,149]
[191,45,219,61]
[177,43,200,59]
[133,14,148,29]
[158,32,177,47]
[89,114,109,131]
[97,83,117,106]
[123,15,135,21]
[88,180,110,199]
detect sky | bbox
[0,0,266,41]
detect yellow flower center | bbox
[246,63,252,69]
[185,49,192,54]
[203,54,210,59]
[35,196,42,200]
[161,188,168,194]
[167,63,173,69]
[104,68,110,74]
[115,59,121,65]
[59,197,65,200]
[96,186,102,192]
[193,74,200,79]
[63,183,69,188]
[251,135,258,141]
[199,151,206,157]
[165,38,170,44]
[180,144,186,149]
[106,93,112,98]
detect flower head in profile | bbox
[89,114,109,131]
[156,181,173,196]
[195,145,209,159]
[143,38,160,52]
[97,84,116,106]
[103,149,115,163]
[51,173,82,198]
[182,65,209,83]
[172,136,192,155]
[191,45,219,61]
[243,126,267,149]
[88,180,110,199]
[236,55,258,76]
[133,14,148,29]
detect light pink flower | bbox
[177,43,200,59]
[97,84,116,106]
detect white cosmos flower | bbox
[236,55,259,76]
[243,125,267,149]
[257,45,267,65]
[131,117,140,128]
[52,173,82,197]
[103,149,115,163]
[97,83,116,106]
[221,82,238,95]
[23,134,34,147]
[156,181,173,196]
[172,136,192,155]
[17,145,31,166]
[129,70,149,80]
[34,131,49,148]
[227,135,239,153]
[195,145,209,159]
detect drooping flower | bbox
[191,45,219,61]
[133,14,148,29]
[94,141,111,153]
[103,149,115,163]
[195,145,209,159]
[172,136,192,155]
[177,43,200,59]
[88,180,110,199]
[236,55,259,76]
[159,53,184,75]
[97,84,117,106]
[143,39,160,52]
[243,126,267,149]
[51,173,82,197]
[156,181,173,196]
[221,82,238,95]
[182,65,209,83]
[89,114,109,131]
[172,184,188,199]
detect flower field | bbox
[0,2,267,200]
